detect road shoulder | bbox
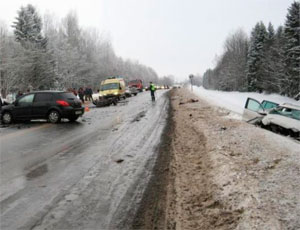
[133,88,300,230]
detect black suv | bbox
[1,91,84,124]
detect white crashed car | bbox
[92,93,101,105]
[262,103,300,135]
[243,98,300,138]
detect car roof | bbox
[102,79,123,84]
[28,90,66,94]
[280,103,300,110]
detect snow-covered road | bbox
[0,90,169,230]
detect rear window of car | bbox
[34,93,53,102]
[56,93,77,100]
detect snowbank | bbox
[192,86,300,116]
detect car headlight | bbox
[99,94,103,97]
[114,92,118,95]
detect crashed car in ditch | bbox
[243,98,300,138]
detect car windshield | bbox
[261,101,278,109]
[269,107,300,120]
[101,83,119,91]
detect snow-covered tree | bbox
[12,4,47,49]
[11,5,56,90]
[202,2,299,97]
[2,7,161,94]
[246,22,267,92]
[284,1,300,97]
[260,22,277,93]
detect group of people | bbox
[68,87,93,103]
[16,89,31,99]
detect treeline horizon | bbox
[202,1,300,98]
[0,5,174,97]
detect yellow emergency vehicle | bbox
[99,77,126,99]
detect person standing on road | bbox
[78,87,85,104]
[84,87,89,101]
[149,82,156,101]
[72,88,78,97]
[87,87,93,101]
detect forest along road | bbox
[0,90,169,230]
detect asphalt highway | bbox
[0,90,169,230]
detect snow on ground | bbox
[165,89,300,230]
[191,86,300,119]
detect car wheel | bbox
[68,115,79,122]
[2,112,13,124]
[48,110,61,123]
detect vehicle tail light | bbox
[56,100,69,107]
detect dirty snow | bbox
[162,89,300,230]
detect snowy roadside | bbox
[191,86,300,119]
[163,88,300,230]
[131,88,300,229]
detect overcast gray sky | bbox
[0,0,295,81]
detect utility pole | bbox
[189,74,194,91]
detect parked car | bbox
[1,91,84,124]
[243,97,300,138]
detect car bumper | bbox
[103,94,120,99]
[60,107,84,117]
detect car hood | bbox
[262,114,300,131]
[1,104,15,110]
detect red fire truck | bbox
[128,79,143,92]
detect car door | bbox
[242,98,264,123]
[261,100,279,110]
[13,94,35,120]
[32,93,54,118]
